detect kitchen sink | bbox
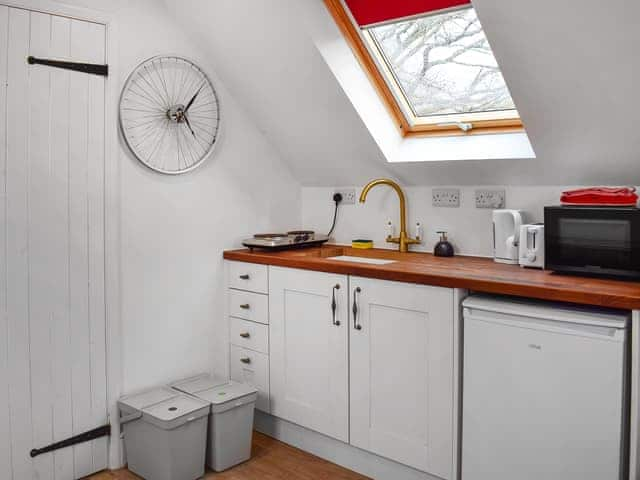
[328,255,396,265]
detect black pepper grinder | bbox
[434,231,454,257]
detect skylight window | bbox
[326,0,523,136]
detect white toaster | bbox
[518,224,545,269]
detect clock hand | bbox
[183,112,196,137]
[184,84,203,113]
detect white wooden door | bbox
[0,6,108,480]
[269,267,349,442]
[349,277,455,479]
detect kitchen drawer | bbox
[228,289,269,324]
[227,261,268,294]
[230,317,269,354]
[230,345,270,412]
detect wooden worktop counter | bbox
[223,245,640,310]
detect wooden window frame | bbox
[324,0,524,138]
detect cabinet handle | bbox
[352,287,362,330]
[331,284,341,326]
[240,357,251,364]
[239,274,250,280]
[239,303,250,310]
[239,332,250,338]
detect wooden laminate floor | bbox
[85,432,370,480]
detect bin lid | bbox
[119,386,178,412]
[195,381,257,406]
[143,394,209,423]
[170,373,227,394]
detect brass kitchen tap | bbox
[359,178,421,253]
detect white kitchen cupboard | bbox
[226,261,271,412]
[349,277,456,479]
[269,267,350,442]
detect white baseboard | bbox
[254,411,443,480]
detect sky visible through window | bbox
[368,7,516,118]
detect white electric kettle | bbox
[492,209,524,264]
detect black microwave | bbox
[545,206,640,279]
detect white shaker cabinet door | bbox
[269,267,349,442]
[349,277,455,479]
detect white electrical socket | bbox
[432,188,460,207]
[475,189,505,209]
[334,188,356,205]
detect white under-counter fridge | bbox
[462,294,629,480]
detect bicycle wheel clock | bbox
[119,56,220,174]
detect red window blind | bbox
[344,0,471,27]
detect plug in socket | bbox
[475,189,505,209]
[333,188,356,205]
[432,188,460,208]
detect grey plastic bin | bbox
[171,374,258,472]
[118,386,209,480]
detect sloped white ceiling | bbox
[166,0,640,186]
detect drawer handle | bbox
[239,303,250,310]
[239,274,250,280]
[240,357,251,364]
[239,332,250,338]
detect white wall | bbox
[47,0,301,391]
[111,1,302,395]
[302,186,576,257]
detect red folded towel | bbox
[560,187,638,206]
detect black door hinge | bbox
[30,424,111,458]
[27,56,108,77]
